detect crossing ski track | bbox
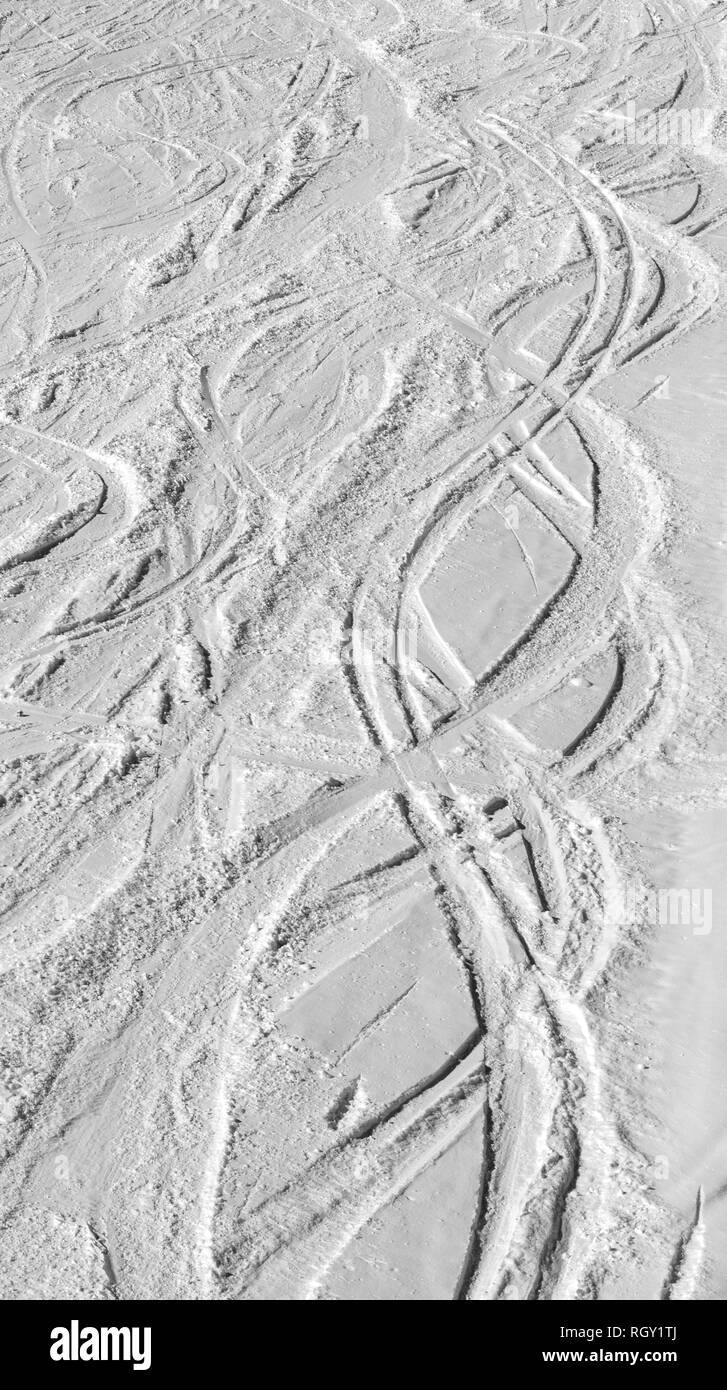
[0,0,725,1302]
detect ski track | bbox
[0,0,724,1301]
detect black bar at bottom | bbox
[0,1297,719,1377]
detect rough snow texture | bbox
[1,0,726,1301]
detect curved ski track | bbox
[0,0,723,1302]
